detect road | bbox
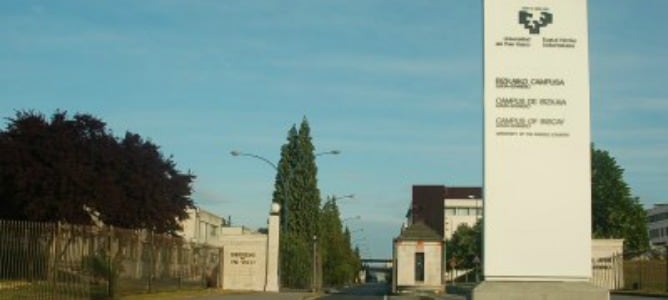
[183,286,662,300]
[316,283,464,300]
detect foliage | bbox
[0,110,195,233]
[591,145,649,254]
[83,251,116,283]
[280,232,310,288]
[319,198,360,286]
[273,125,298,230]
[446,220,482,271]
[273,117,329,288]
[293,119,321,242]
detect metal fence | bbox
[0,219,220,299]
[623,255,668,293]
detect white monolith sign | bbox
[483,0,591,281]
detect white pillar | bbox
[264,203,280,292]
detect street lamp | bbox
[353,237,367,244]
[312,235,318,292]
[317,150,341,156]
[230,150,278,170]
[230,148,340,227]
[231,148,339,288]
[332,194,354,202]
[343,216,361,222]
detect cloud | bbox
[272,55,479,78]
[598,97,668,113]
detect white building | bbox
[178,204,280,292]
[180,207,227,246]
[443,187,483,240]
[647,203,668,247]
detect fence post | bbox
[218,247,224,289]
[107,226,113,298]
[177,245,182,290]
[148,230,154,293]
[639,257,643,290]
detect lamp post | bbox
[332,194,355,202]
[231,148,339,288]
[343,216,361,222]
[230,149,340,228]
[312,235,318,292]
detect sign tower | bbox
[475,1,608,299]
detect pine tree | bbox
[293,118,321,241]
[274,118,325,288]
[273,125,298,230]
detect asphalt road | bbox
[183,286,662,300]
[317,283,389,300]
[316,283,465,300]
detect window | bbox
[210,225,218,237]
[445,208,455,216]
[415,252,425,282]
[456,208,470,216]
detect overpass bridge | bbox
[360,258,393,283]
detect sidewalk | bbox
[122,290,317,300]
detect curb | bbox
[611,291,668,298]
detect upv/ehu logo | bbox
[519,9,553,34]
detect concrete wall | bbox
[394,240,443,292]
[590,239,624,290]
[220,232,268,291]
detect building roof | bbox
[396,222,442,242]
[445,186,482,199]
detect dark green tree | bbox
[591,145,649,254]
[274,118,324,288]
[319,197,358,286]
[292,118,321,242]
[273,125,299,230]
[446,220,482,271]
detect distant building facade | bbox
[178,205,280,292]
[405,185,483,240]
[443,187,483,240]
[647,203,668,246]
[180,207,227,246]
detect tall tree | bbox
[0,110,195,233]
[274,118,324,288]
[293,118,321,241]
[273,125,298,230]
[319,197,357,286]
[591,145,649,254]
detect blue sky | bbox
[1,1,666,259]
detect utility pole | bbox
[312,235,318,292]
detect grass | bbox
[0,281,91,300]
[121,289,243,300]
[0,278,209,300]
